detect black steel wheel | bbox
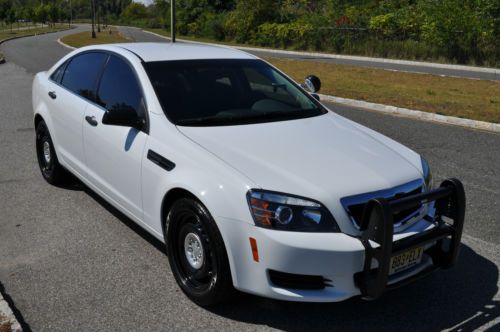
[35,120,68,185]
[165,198,234,306]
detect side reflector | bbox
[249,237,259,262]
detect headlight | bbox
[247,190,340,232]
[421,157,433,190]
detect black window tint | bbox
[96,55,143,115]
[50,61,66,83]
[61,52,107,100]
[144,59,324,126]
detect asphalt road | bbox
[0,29,499,331]
[247,50,499,81]
[117,26,499,81]
[3,24,496,81]
[0,26,88,74]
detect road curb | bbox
[0,26,73,46]
[141,30,499,75]
[0,26,74,67]
[0,292,22,332]
[57,38,76,50]
[319,94,500,134]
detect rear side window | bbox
[61,52,108,101]
[96,55,144,116]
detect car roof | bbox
[99,42,257,62]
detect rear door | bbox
[82,54,148,219]
[48,52,107,176]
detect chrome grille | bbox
[341,179,426,229]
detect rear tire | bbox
[35,120,69,185]
[165,198,234,306]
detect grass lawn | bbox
[266,57,500,123]
[59,29,500,123]
[0,24,68,43]
[60,29,130,48]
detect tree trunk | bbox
[91,0,96,38]
[97,3,101,33]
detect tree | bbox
[120,2,148,22]
[224,0,280,42]
[153,0,169,28]
[25,5,35,28]
[48,3,60,27]
[34,3,49,28]
[0,0,12,28]
[6,8,16,32]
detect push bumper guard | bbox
[354,178,466,300]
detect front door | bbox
[83,55,148,220]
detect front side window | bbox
[96,55,144,116]
[61,52,108,101]
[144,59,326,126]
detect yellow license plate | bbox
[389,247,424,275]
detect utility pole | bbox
[69,0,72,27]
[91,0,96,38]
[171,0,176,43]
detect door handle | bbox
[48,91,57,99]
[85,115,98,127]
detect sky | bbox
[134,0,154,5]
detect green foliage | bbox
[224,0,280,43]
[0,0,12,25]
[34,4,48,25]
[47,3,60,25]
[121,3,148,21]
[256,22,314,48]
[6,7,15,26]
[1,0,498,66]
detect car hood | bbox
[177,112,423,230]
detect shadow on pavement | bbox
[209,245,499,331]
[81,181,498,331]
[82,184,166,253]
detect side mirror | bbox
[304,75,321,93]
[102,106,145,131]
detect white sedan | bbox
[32,43,466,306]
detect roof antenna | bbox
[171,0,176,43]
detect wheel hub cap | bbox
[184,232,204,270]
[43,141,51,164]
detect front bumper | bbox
[355,178,466,299]
[218,178,465,302]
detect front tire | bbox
[35,120,68,185]
[165,198,234,306]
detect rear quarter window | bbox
[50,61,67,83]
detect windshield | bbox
[143,59,326,126]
